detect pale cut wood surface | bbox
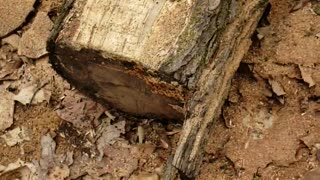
[58,0,218,71]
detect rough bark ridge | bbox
[171,0,268,178]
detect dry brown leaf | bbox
[103,144,138,178]
[0,0,36,37]
[0,90,14,131]
[299,65,316,87]
[0,159,37,179]
[18,12,53,58]
[0,60,23,79]
[303,167,320,180]
[155,126,171,149]
[14,84,51,105]
[33,133,73,179]
[256,26,272,40]
[130,144,156,159]
[97,121,126,160]
[56,90,105,129]
[47,165,70,180]
[300,133,320,148]
[1,34,21,50]
[40,133,56,171]
[290,0,311,12]
[69,141,153,179]
[1,126,32,146]
[268,79,286,96]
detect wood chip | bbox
[290,0,310,12]
[299,65,316,87]
[137,126,144,144]
[268,79,286,96]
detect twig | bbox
[27,82,49,107]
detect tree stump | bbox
[49,0,268,178]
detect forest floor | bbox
[0,0,319,179]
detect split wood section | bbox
[49,0,268,178]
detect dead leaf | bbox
[56,90,105,129]
[304,167,320,180]
[40,133,56,171]
[97,121,126,160]
[256,26,272,40]
[0,159,25,174]
[69,140,149,179]
[300,133,320,148]
[33,133,73,179]
[103,144,138,178]
[0,159,37,179]
[14,84,51,105]
[0,60,23,79]
[0,90,14,131]
[1,126,32,146]
[69,152,122,179]
[0,0,36,37]
[290,0,310,12]
[47,165,70,180]
[299,65,316,87]
[18,12,53,58]
[130,144,156,159]
[268,79,286,96]
[155,125,171,149]
[1,34,21,50]
[55,152,74,166]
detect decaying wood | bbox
[49,0,268,178]
[49,0,234,120]
[170,0,268,178]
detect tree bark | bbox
[48,0,268,177]
[171,0,268,178]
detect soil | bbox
[0,0,319,179]
[199,0,320,179]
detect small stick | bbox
[28,82,49,106]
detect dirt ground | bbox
[0,0,319,180]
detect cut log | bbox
[48,0,229,120]
[49,0,268,178]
